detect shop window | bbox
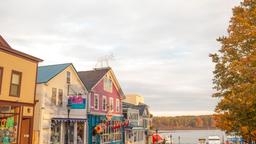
[50,120,61,143]
[102,96,107,111]
[109,97,114,112]
[67,71,71,84]
[64,122,74,144]
[116,99,120,112]
[134,131,137,142]
[103,77,112,92]
[9,71,22,97]
[0,106,20,143]
[0,67,3,94]
[94,94,99,110]
[77,122,84,144]
[52,88,57,105]
[58,89,63,106]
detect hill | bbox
[152,115,216,130]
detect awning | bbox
[52,118,87,122]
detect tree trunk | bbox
[248,136,252,144]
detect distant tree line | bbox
[152,115,216,130]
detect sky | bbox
[0,0,241,116]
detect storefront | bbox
[50,118,87,144]
[124,127,145,144]
[88,114,125,144]
[0,104,34,144]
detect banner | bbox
[68,96,86,109]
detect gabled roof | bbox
[78,67,111,90]
[0,35,43,62]
[0,35,11,48]
[37,63,71,83]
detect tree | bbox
[210,0,256,143]
[195,117,204,128]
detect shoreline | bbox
[158,128,219,131]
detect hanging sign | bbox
[68,96,86,109]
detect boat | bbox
[208,136,221,144]
[198,138,206,144]
[164,135,173,144]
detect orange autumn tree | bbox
[210,0,256,143]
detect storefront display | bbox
[0,106,20,144]
[77,122,84,144]
[50,120,61,144]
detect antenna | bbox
[95,53,115,68]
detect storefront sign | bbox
[68,96,86,109]
[23,106,33,117]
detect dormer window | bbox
[67,71,71,84]
[103,76,112,92]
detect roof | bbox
[137,104,149,116]
[122,102,149,116]
[0,35,11,48]
[0,35,43,62]
[37,63,71,83]
[78,67,111,90]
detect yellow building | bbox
[0,36,42,144]
[123,94,145,105]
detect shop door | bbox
[20,118,31,144]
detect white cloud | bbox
[0,0,241,115]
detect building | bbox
[33,63,88,144]
[123,94,153,144]
[0,36,42,144]
[123,94,144,105]
[122,102,145,144]
[78,67,125,144]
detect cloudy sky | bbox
[0,0,241,116]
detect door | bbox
[20,118,31,144]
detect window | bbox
[116,99,120,112]
[9,71,22,97]
[103,77,112,92]
[58,89,63,106]
[94,94,99,110]
[109,97,114,112]
[52,88,57,105]
[0,67,3,94]
[102,96,107,111]
[50,120,61,143]
[67,71,71,84]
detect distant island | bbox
[152,115,217,130]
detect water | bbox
[159,129,226,144]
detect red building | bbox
[78,67,125,144]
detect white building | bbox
[33,63,88,144]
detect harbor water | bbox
[159,129,226,144]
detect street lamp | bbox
[67,103,71,144]
[156,128,158,144]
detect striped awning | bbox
[52,118,87,122]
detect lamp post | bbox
[156,128,158,144]
[67,103,71,144]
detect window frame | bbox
[58,89,63,106]
[103,77,112,93]
[102,96,107,111]
[109,97,114,112]
[116,99,120,112]
[67,71,71,84]
[94,94,99,110]
[0,67,3,94]
[9,70,22,97]
[51,88,57,105]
